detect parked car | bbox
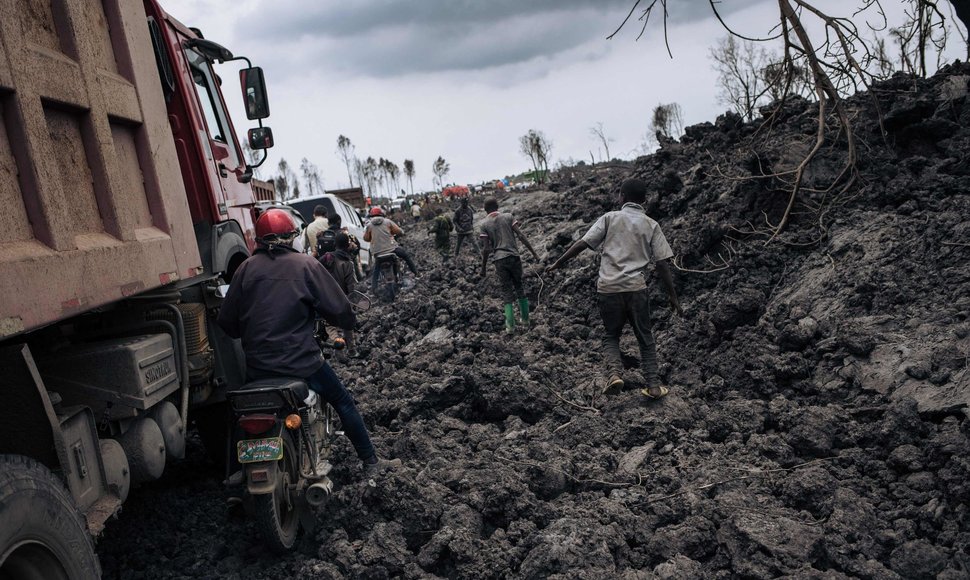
[287,194,371,268]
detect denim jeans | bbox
[597,290,659,385]
[371,248,417,288]
[306,362,375,461]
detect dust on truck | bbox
[0,0,274,577]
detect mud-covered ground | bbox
[99,64,970,579]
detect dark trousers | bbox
[394,247,418,274]
[598,290,659,384]
[434,236,451,260]
[371,254,399,293]
[369,247,418,289]
[494,255,525,303]
[306,363,375,460]
[454,232,480,256]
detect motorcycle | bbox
[371,252,400,303]
[222,290,370,552]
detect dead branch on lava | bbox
[610,1,915,243]
[671,237,740,274]
[633,457,837,506]
[524,370,602,415]
[496,454,642,488]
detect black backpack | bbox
[316,228,337,255]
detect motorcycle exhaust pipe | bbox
[306,478,334,506]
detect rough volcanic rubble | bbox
[98,63,970,579]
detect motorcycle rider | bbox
[363,206,419,291]
[319,232,358,358]
[323,212,364,281]
[217,209,400,474]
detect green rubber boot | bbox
[517,297,530,327]
[503,303,516,334]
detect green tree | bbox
[710,36,774,122]
[649,102,684,144]
[299,157,323,197]
[385,159,400,198]
[589,122,613,162]
[518,129,552,184]
[362,157,378,199]
[336,135,355,188]
[403,159,415,196]
[274,158,296,201]
[432,156,450,190]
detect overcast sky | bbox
[162,0,966,195]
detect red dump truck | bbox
[0,1,275,576]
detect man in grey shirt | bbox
[547,178,683,399]
[480,197,540,333]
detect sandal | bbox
[640,385,669,399]
[603,374,624,395]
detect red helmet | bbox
[255,209,298,242]
[369,207,384,217]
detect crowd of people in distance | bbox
[218,179,682,479]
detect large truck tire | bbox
[0,454,101,580]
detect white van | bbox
[288,195,371,268]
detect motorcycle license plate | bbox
[236,437,283,463]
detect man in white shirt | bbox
[547,179,683,399]
[303,205,330,257]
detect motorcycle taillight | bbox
[238,414,277,435]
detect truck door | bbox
[183,47,254,243]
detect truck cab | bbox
[145,0,270,280]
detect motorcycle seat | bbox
[241,377,310,401]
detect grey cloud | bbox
[261,1,632,39]
[253,0,768,78]
[320,10,618,77]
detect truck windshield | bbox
[185,48,240,166]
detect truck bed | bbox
[0,0,202,338]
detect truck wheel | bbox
[0,454,101,580]
[252,436,300,553]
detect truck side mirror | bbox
[240,67,270,120]
[248,127,274,150]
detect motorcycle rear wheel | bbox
[377,263,398,303]
[253,436,300,552]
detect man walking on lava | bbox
[453,196,480,259]
[546,178,683,399]
[479,196,540,334]
[428,207,454,263]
